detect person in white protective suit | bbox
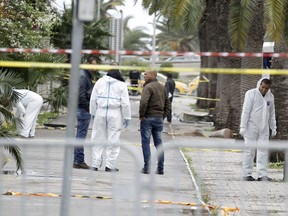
[239,78,277,182]
[90,66,131,172]
[14,89,43,138]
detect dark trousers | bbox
[167,97,173,123]
[74,108,91,164]
[131,80,138,95]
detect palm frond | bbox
[0,106,15,123]
[22,53,67,91]
[283,6,288,44]
[4,144,23,171]
[0,70,25,89]
[142,0,164,15]
[0,122,23,171]
[124,29,151,51]
[228,0,258,50]
[47,86,68,112]
[123,15,134,32]
[264,0,288,42]
[156,19,199,52]
[0,70,25,111]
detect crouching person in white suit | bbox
[14,89,43,138]
[90,66,131,172]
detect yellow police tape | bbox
[3,191,240,214]
[1,60,288,75]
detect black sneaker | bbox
[243,176,256,181]
[92,167,98,171]
[141,168,150,174]
[156,170,164,175]
[73,162,90,169]
[105,167,119,172]
[258,176,272,182]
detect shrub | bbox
[159,62,179,79]
[120,60,149,77]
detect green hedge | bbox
[159,62,179,79]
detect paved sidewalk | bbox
[181,142,288,216]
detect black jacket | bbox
[78,70,93,112]
[165,78,176,97]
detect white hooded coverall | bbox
[90,75,131,169]
[240,78,276,178]
[14,89,43,138]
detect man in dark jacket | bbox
[73,56,99,169]
[165,73,175,123]
[139,70,170,175]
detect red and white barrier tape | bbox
[0,48,285,58]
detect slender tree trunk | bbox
[206,0,218,110]
[208,61,218,110]
[213,0,241,131]
[240,2,264,107]
[271,41,288,140]
[197,0,218,109]
[269,40,288,162]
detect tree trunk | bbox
[213,0,241,131]
[237,1,264,137]
[240,2,264,108]
[269,40,288,162]
[270,41,288,140]
[197,0,218,109]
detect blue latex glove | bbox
[123,119,130,128]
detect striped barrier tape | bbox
[1,60,288,75]
[3,191,240,214]
[0,47,284,58]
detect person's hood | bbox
[103,73,123,83]
[256,77,271,93]
[106,70,125,82]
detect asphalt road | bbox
[0,95,211,216]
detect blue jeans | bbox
[140,117,164,171]
[74,108,91,164]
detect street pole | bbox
[60,3,84,216]
[151,13,157,67]
[60,0,95,215]
[284,150,288,181]
[119,10,123,64]
[97,0,101,20]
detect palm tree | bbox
[265,2,288,140]
[141,0,288,134]
[211,0,242,131]
[227,1,288,135]
[97,0,125,18]
[227,1,264,133]
[0,71,25,171]
[156,18,199,52]
[141,0,242,131]
[122,16,150,51]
